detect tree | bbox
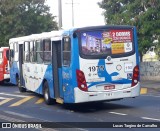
[98,0,160,60]
[0,0,58,46]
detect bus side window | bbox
[24,41,30,62]
[30,41,34,62]
[9,43,14,66]
[35,40,43,63]
[14,43,18,62]
[62,37,71,66]
[43,39,51,63]
[10,50,14,58]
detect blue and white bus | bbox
[9,25,140,104]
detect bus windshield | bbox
[6,50,9,60]
[80,29,134,58]
[0,52,2,59]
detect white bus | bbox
[9,25,140,104]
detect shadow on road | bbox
[0,82,15,87]
[62,101,133,113]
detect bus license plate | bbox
[104,85,115,90]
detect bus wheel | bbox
[16,77,26,92]
[43,81,53,105]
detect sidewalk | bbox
[140,80,160,94]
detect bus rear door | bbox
[18,44,24,87]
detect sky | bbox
[45,0,105,28]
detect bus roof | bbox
[67,25,135,32]
[9,25,136,44]
[0,47,8,49]
[9,30,63,44]
[0,47,9,51]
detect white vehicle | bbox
[142,46,158,62]
[9,25,140,104]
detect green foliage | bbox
[0,0,58,46]
[98,0,160,59]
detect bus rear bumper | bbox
[74,82,140,103]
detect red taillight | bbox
[76,70,88,91]
[131,65,139,87]
[5,64,9,74]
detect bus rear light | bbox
[133,74,138,77]
[76,70,88,91]
[131,65,139,87]
[5,64,8,72]
[5,64,9,74]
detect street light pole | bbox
[58,0,62,28]
[71,0,74,27]
[66,0,79,27]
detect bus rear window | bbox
[80,29,134,58]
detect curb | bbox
[141,87,160,95]
[140,88,147,94]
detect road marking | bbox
[9,96,35,107]
[0,93,29,98]
[141,117,160,121]
[141,94,160,97]
[0,97,10,100]
[4,111,34,119]
[0,98,14,105]
[0,114,25,122]
[35,98,44,104]
[150,95,160,97]
[140,88,147,94]
[109,112,127,116]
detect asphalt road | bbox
[0,83,159,131]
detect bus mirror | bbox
[73,32,77,38]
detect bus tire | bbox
[16,77,26,92]
[43,81,53,105]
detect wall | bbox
[140,62,160,81]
